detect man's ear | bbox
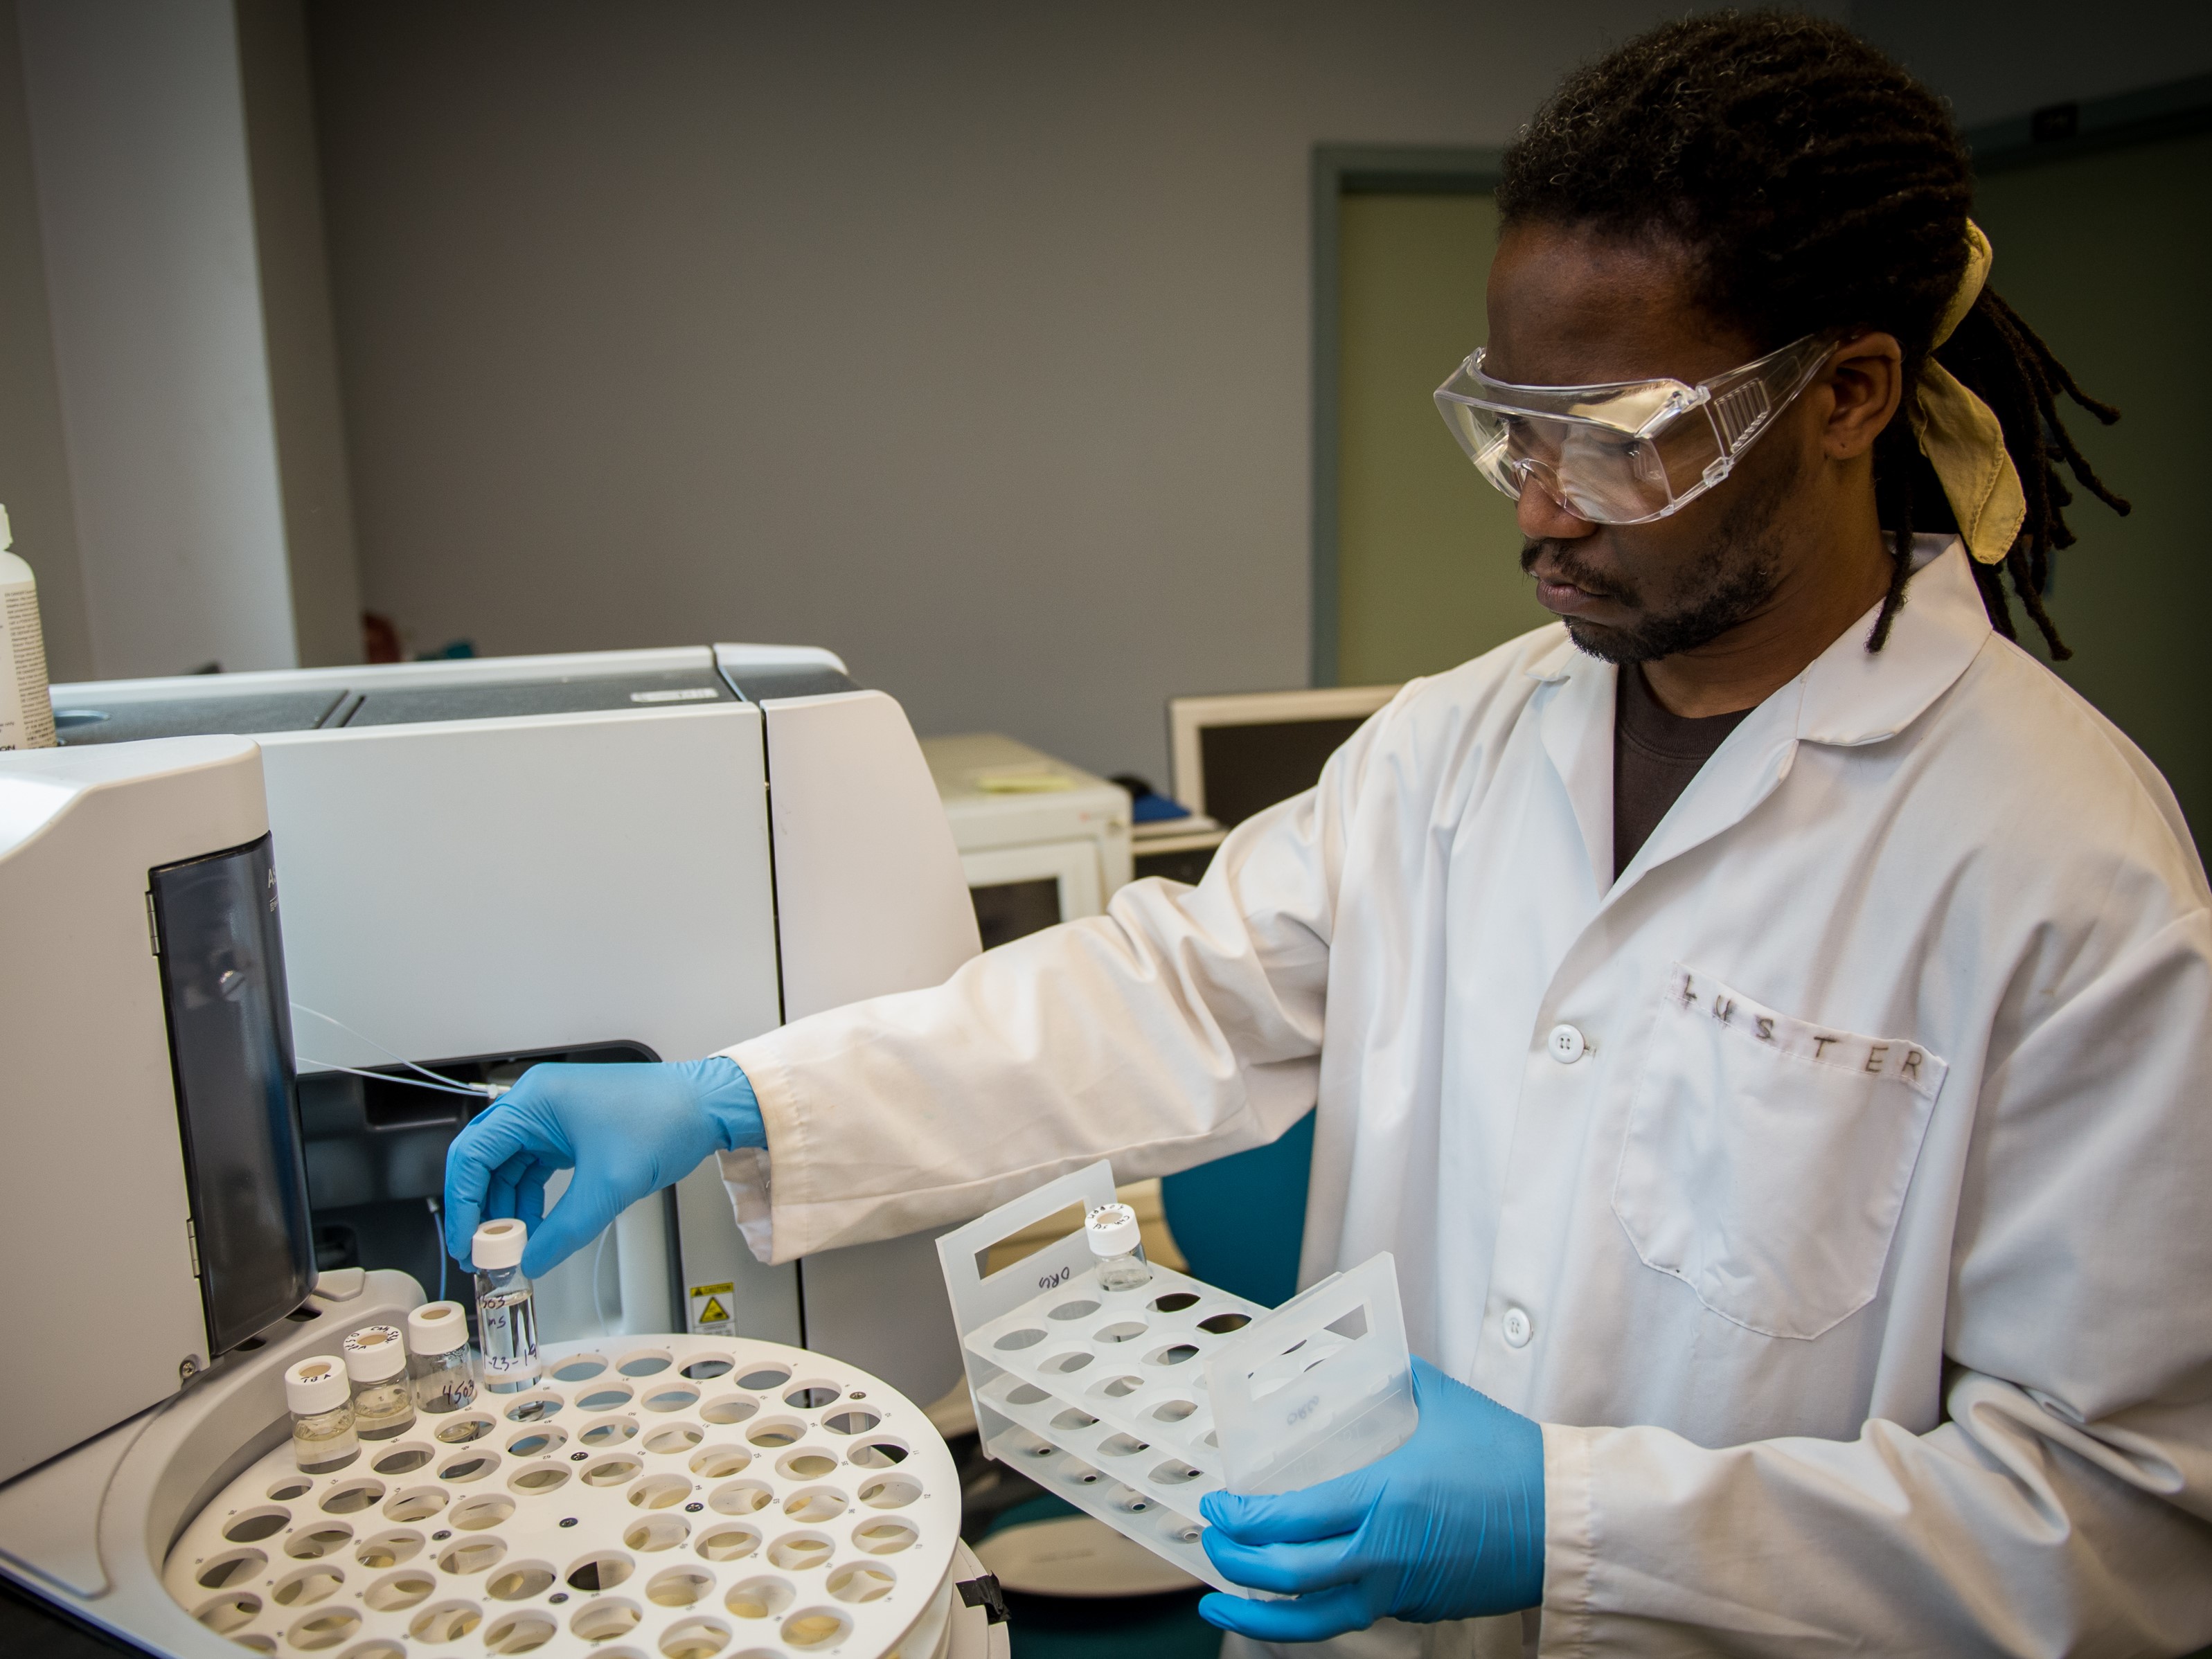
[1822,332,1904,461]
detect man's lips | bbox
[1529,560,1618,618]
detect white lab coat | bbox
[722,539,2212,1656]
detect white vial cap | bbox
[407,1300,470,1356]
[1086,1202,1141,1259]
[285,1356,350,1416]
[341,1324,407,1383]
[472,1218,527,1271]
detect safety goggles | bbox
[1433,332,1837,524]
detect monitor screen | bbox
[1197,716,1369,828]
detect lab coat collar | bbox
[1526,536,1988,896]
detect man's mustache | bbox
[1522,538,1635,604]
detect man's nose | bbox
[1516,476,1598,542]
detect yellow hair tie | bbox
[1911,221,2026,565]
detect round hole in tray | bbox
[1163,1518,1205,1546]
[1040,1350,1095,1375]
[1047,1298,1100,1322]
[698,1395,758,1427]
[507,1426,567,1460]
[992,1328,1046,1352]
[1091,1375,1143,1400]
[695,1524,761,1563]
[564,1550,635,1593]
[319,1479,384,1515]
[707,1479,774,1516]
[371,1443,434,1476]
[284,1524,352,1560]
[688,1444,751,1479]
[576,1381,636,1412]
[195,1548,265,1589]
[436,1449,499,1483]
[783,1383,839,1410]
[549,1353,607,1383]
[850,1517,917,1556]
[822,1408,879,1436]
[191,1591,259,1634]
[1150,1291,1200,1313]
[826,1561,895,1604]
[643,1424,704,1455]
[1197,1312,1252,1334]
[628,1472,693,1509]
[1004,1384,1049,1407]
[1145,1343,1201,1368]
[231,1636,276,1655]
[271,1564,344,1606]
[1109,1485,1152,1515]
[617,1348,674,1377]
[766,1532,832,1572]
[438,1534,506,1575]
[362,1569,436,1612]
[734,1363,791,1391]
[222,1506,289,1544]
[1098,1433,1150,1458]
[337,1642,402,1659]
[647,1565,715,1607]
[848,1438,909,1469]
[1150,1399,1198,1424]
[679,1355,734,1381]
[781,1485,846,1524]
[486,1561,556,1601]
[1054,1457,1104,1487]
[1149,1459,1204,1485]
[723,1575,793,1619]
[579,1415,641,1449]
[743,1417,805,1449]
[625,1513,690,1553]
[354,1529,423,1570]
[407,1599,480,1643]
[482,1608,558,1654]
[776,1449,838,1481]
[1094,1320,1148,1345]
[503,1393,562,1424]
[781,1608,849,1650]
[449,1494,515,1531]
[265,1476,311,1502]
[856,1473,922,1511]
[434,1414,496,1444]
[288,1606,362,1650]
[660,1614,732,1659]
[382,1487,445,1523]
[567,1597,641,1641]
[582,1453,645,1488]
[1049,1409,1098,1433]
[641,1383,700,1414]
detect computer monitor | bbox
[1167,685,1400,830]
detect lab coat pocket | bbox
[1612,962,1947,1340]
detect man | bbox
[447,15,2212,1653]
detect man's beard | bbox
[1521,446,1799,665]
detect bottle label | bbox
[0,577,55,751]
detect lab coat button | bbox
[1501,1307,1533,1348]
[1547,1023,1586,1064]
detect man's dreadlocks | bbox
[1495,10,2128,656]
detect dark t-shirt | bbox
[1612,663,1751,880]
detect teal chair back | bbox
[1159,1111,1315,1308]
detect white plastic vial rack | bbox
[937,1162,1415,1595]
[162,1334,967,1659]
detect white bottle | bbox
[0,507,55,751]
[472,1219,540,1393]
[285,1356,360,1473]
[1087,1201,1152,1293]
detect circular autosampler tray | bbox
[162,1334,960,1659]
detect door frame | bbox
[1306,72,2212,688]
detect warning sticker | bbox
[689,1282,735,1336]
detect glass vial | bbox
[0,506,55,752]
[1087,1202,1152,1293]
[407,1300,477,1414]
[472,1219,539,1394]
[342,1323,417,1440]
[285,1356,359,1473]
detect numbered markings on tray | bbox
[369,1442,433,1476]
[694,1523,762,1562]
[578,1414,640,1449]
[567,1596,641,1642]
[485,1560,555,1601]
[360,1569,436,1611]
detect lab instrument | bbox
[470,1217,540,1391]
[283,1356,359,1474]
[339,1323,414,1440]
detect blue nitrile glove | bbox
[442,1058,765,1277]
[1197,1356,1545,1642]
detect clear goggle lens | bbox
[1433,333,1835,525]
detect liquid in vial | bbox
[1086,1201,1152,1293]
[407,1300,476,1414]
[285,1356,359,1473]
[341,1323,416,1440]
[472,1218,539,1393]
